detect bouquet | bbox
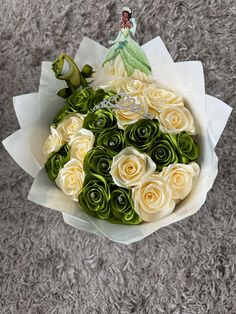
[3,8,232,243]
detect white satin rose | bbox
[110,146,156,188]
[42,126,64,159]
[114,108,141,129]
[69,128,95,163]
[144,84,184,117]
[114,95,150,129]
[160,162,200,201]
[58,113,84,142]
[112,77,146,97]
[159,107,196,135]
[132,173,175,222]
[55,159,85,202]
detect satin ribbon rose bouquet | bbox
[3,37,232,244]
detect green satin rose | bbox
[52,90,118,126]
[83,146,113,177]
[95,127,126,156]
[66,88,93,114]
[78,173,111,220]
[109,187,141,225]
[83,108,117,134]
[149,136,179,171]
[87,89,116,112]
[176,132,200,163]
[124,119,161,152]
[159,133,187,164]
[45,144,70,181]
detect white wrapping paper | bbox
[2,36,232,244]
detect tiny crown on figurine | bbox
[122,6,132,14]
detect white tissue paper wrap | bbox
[2,37,232,244]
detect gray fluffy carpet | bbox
[0,0,236,313]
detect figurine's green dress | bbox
[102,18,152,80]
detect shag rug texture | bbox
[0,0,235,313]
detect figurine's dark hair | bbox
[122,9,132,19]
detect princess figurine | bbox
[102,7,153,82]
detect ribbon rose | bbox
[66,87,93,114]
[79,173,111,220]
[55,159,85,201]
[83,146,113,178]
[43,126,65,159]
[95,126,126,156]
[132,173,175,222]
[83,108,117,134]
[57,113,84,142]
[124,118,161,153]
[160,162,200,201]
[148,135,179,171]
[68,128,95,163]
[110,146,156,188]
[45,144,70,181]
[109,187,142,224]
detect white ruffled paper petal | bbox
[74,36,108,71]
[173,61,231,143]
[38,92,65,123]
[39,61,66,95]
[206,94,232,148]
[63,213,103,237]
[81,216,146,244]
[141,36,174,66]
[3,91,48,178]
[28,168,89,222]
[13,93,40,128]
[174,61,205,93]
[170,61,206,133]
[21,119,50,168]
[2,129,41,178]
[20,92,66,168]
[3,90,66,178]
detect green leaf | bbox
[102,42,121,66]
[81,64,94,78]
[120,46,151,76]
[57,88,72,99]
